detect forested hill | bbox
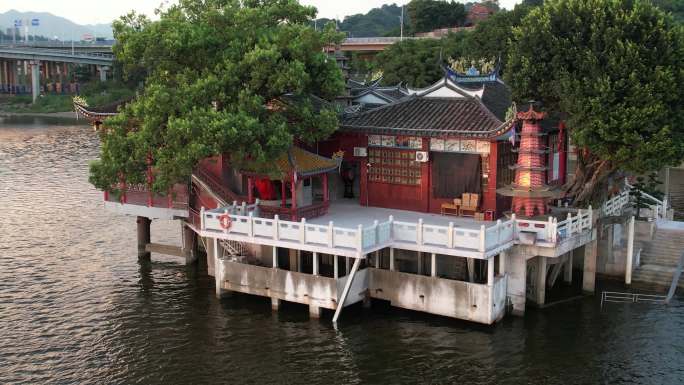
[314,4,403,38]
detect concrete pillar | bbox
[583,238,598,293]
[136,216,151,260]
[431,253,436,277]
[271,297,281,311]
[272,246,278,268]
[535,256,547,305]
[312,252,319,275]
[309,304,321,318]
[375,251,380,269]
[289,249,297,272]
[487,257,495,286]
[563,252,573,284]
[625,216,635,285]
[505,248,527,316]
[297,250,302,273]
[389,248,395,271]
[417,252,423,275]
[206,237,216,276]
[334,255,339,278]
[213,237,225,299]
[30,60,40,102]
[499,251,507,276]
[98,65,109,82]
[182,223,197,264]
[345,256,351,276]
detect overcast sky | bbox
[1,0,522,25]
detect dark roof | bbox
[458,80,511,121]
[340,96,513,138]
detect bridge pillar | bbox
[137,216,151,260]
[97,65,110,82]
[30,60,40,103]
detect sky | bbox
[1,0,522,25]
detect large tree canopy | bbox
[407,0,467,33]
[90,0,344,193]
[506,0,684,204]
[374,3,536,87]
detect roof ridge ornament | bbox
[516,102,546,121]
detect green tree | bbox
[89,0,344,193]
[374,34,470,87]
[407,0,467,33]
[506,0,684,204]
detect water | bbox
[1,116,683,385]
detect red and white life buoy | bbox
[219,214,232,230]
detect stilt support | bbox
[137,216,151,260]
[333,257,361,323]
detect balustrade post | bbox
[373,220,379,246]
[496,219,502,245]
[200,207,205,230]
[511,213,517,239]
[448,222,454,248]
[417,219,424,245]
[273,215,280,241]
[389,215,394,239]
[479,225,486,252]
[588,205,593,227]
[223,209,229,234]
[241,201,247,215]
[567,213,573,236]
[300,218,306,244]
[547,216,553,241]
[248,212,254,238]
[328,221,334,248]
[357,224,363,252]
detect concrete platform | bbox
[308,199,491,229]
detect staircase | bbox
[632,221,684,289]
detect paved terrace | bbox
[307,199,490,229]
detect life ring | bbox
[219,214,232,230]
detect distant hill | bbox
[315,4,404,38]
[0,10,112,41]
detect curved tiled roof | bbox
[244,147,338,179]
[340,96,513,138]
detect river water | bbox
[1,116,683,385]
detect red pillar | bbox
[420,137,430,212]
[247,176,254,203]
[485,140,498,214]
[323,173,329,203]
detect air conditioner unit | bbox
[415,151,429,162]
[354,147,367,157]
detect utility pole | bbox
[400,5,404,41]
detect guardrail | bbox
[601,291,667,308]
[198,208,574,258]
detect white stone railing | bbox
[602,189,630,217]
[199,205,596,258]
[556,208,593,241]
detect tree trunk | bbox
[564,150,616,207]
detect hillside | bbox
[0,10,112,40]
[315,4,404,38]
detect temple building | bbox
[77,65,611,326]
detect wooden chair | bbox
[440,198,461,216]
[459,193,479,217]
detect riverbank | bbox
[0,81,135,114]
[0,110,79,119]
